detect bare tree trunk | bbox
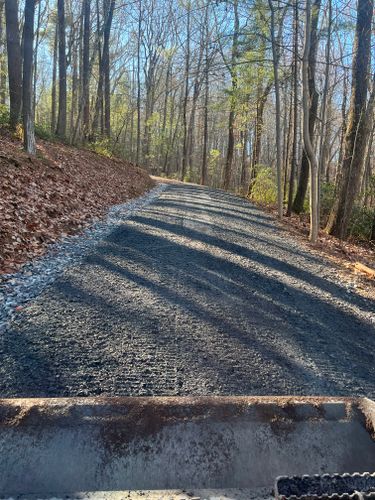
[181,3,191,181]
[0,0,7,105]
[129,59,135,160]
[316,0,332,218]
[82,0,91,140]
[201,7,209,186]
[283,82,294,201]
[240,129,248,192]
[5,0,22,129]
[292,0,321,214]
[103,0,115,138]
[32,0,41,118]
[337,65,348,176]
[91,0,103,140]
[136,0,142,163]
[268,0,283,218]
[51,21,58,133]
[23,0,36,155]
[317,0,332,181]
[287,0,299,216]
[247,82,272,196]
[222,0,239,190]
[56,0,67,138]
[69,17,79,143]
[164,87,179,175]
[361,122,374,203]
[326,0,374,238]
[160,56,172,167]
[302,0,319,242]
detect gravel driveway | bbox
[1,183,375,398]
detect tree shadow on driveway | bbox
[2,183,375,398]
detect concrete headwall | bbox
[0,396,375,496]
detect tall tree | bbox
[136,0,142,163]
[181,1,191,181]
[56,0,67,138]
[222,0,239,190]
[302,0,319,242]
[23,0,36,155]
[82,0,91,140]
[92,0,104,139]
[201,3,210,186]
[292,0,321,214]
[4,0,22,129]
[103,0,115,138]
[317,0,332,186]
[268,0,283,219]
[286,0,299,217]
[0,0,7,105]
[326,0,374,238]
[51,21,58,133]
[32,0,42,117]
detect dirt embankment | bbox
[0,132,155,273]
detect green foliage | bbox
[249,166,277,205]
[320,182,335,220]
[35,123,56,141]
[208,149,221,172]
[0,104,10,126]
[88,138,113,158]
[364,175,375,201]
[348,205,375,241]
[146,111,160,128]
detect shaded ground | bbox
[266,204,375,299]
[0,131,154,273]
[1,183,375,397]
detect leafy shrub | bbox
[286,182,334,219]
[0,104,9,126]
[348,205,374,241]
[88,138,113,158]
[208,149,221,174]
[249,166,277,205]
[14,123,24,141]
[320,182,335,222]
[35,123,56,141]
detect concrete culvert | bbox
[0,397,375,499]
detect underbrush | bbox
[87,138,113,158]
[348,206,375,241]
[248,166,277,205]
[0,104,10,126]
[249,166,375,242]
[35,123,57,142]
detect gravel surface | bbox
[0,184,166,333]
[1,183,375,398]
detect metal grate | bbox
[275,473,375,499]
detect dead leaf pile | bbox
[0,131,155,274]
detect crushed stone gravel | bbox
[1,183,375,398]
[0,184,167,334]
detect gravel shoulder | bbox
[1,183,374,398]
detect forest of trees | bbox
[1,0,375,244]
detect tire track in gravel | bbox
[1,183,375,398]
